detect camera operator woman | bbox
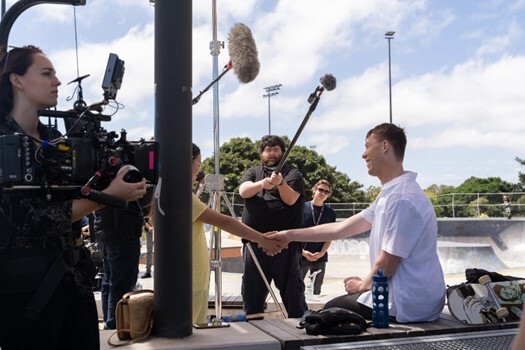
[0,45,147,350]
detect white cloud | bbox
[476,20,522,57]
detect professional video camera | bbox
[0,53,158,203]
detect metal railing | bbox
[200,191,525,219]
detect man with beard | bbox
[239,135,308,318]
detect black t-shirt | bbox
[241,164,305,233]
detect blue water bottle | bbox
[222,313,246,322]
[372,269,389,328]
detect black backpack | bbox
[297,307,368,335]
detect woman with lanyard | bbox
[300,179,336,295]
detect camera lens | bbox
[123,165,142,183]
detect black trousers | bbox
[0,278,99,350]
[241,241,308,318]
[324,293,373,320]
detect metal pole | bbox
[210,0,225,323]
[263,84,282,135]
[385,31,395,124]
[154,0,193,338]
[388,38,392,124]
[211,0,220,175]
[0,0,86,49]
[267,94,271,134]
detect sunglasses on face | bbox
[317,188,331,195]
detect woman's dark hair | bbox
[192,143,201,160]
[258,135,286,154]
[0,45,43,116]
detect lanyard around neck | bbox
[310,202,324,226]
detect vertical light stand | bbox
[262,84,282,135]
[205,0,285,322]
[385,31,395,124]
[208,0,227,325]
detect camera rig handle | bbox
[80,153,127,208]
[80,186,128,209]
[83,155,121,190]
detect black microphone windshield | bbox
[228,23,260,83]
[320,74,336,91]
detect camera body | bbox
[0,52,158,191]
[0,126,158,190]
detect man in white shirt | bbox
[269,123,445,322]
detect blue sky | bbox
[4,0,525,189]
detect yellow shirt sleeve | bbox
[191,193,210,323]
[192,193,207,221]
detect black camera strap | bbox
[0,207,16,255]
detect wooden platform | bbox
[208,293,269,310]
[248,309,520,350]
[208,293,244,308]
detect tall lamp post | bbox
[263,84,282,134]
[385,31,395,124]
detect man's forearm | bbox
[239,180,263,198]
[277,181,300,205]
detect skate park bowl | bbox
[213,218,525,285]
[325,218,525,278]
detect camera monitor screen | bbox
[101,53,125,101]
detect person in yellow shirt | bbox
[191,143,285,323]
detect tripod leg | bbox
[220,192,286,319]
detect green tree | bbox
[515,195,525,217]
[451,177,515,217]
[514,157,525,187]
[468,196,490,217]
[203,136,365,204]
[365,185,381,202]
[202,137,259,193]
[425,184,456,218]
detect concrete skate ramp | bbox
[437,242,507,275]
[326,219,525,276]
[437,218,525,272]
[219,219,525,276]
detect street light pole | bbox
[263,84,282,134]
[385,31,395,124]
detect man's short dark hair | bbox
[366,123,407,161]
[258,135,286,154]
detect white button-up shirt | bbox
[358,171,446,322]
